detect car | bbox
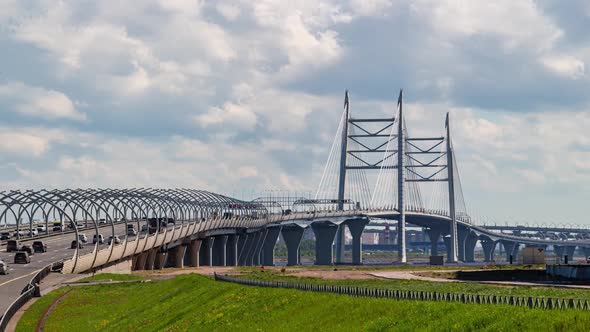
[27,229,39,237]
[0,232,10,240]
[13,230,25,238]
[36,225,47,233]
[78,234,88,243]
[126,225,137,236]
[93,234,105,244]
[20,245,34,256]
[0,260,8,274]
[6,240,20,252]
[140,224,148,233]
[32,241,47,253]
[98,219,107,225]
[14,251,30,264]
[71,240,83,249]
[107,235,121,245]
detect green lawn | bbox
[17,273,590,331]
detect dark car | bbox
[0,232,10,240]
[6,240,20,252]
[32,241,47,253]
[14,251,30,264]
[71,240,83,249]
[20,245,34,256]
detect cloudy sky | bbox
[1,1,589,224]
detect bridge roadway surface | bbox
[2,210,590,317]
[0,221,136,315]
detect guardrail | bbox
[0,262,57,331]
[214,273,590,311]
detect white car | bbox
[127,228,137,236]
[0,260,8,275]
[108,235,121,245]
[27,229,39,236]
[78,234,88,243]
[37,225,47,233]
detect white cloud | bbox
[412,0,562,51]
[0,132,49,157]
[350,0,393,16]
[541,55,585,79]
[195,102,257,131]
[0,82,85,121]
[216,3,241,21]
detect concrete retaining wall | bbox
[546,264,590,280]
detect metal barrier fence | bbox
[0,263,55,331]
[214,273,590,311]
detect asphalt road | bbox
[0,221,145,315]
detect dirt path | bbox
[35,289,71,332]
[285,269,380,280]
[371,270,590,289]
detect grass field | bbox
[17,273,590,331]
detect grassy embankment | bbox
[17,273,590,331]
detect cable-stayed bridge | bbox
[2,90,590,317]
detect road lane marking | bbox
[0,269,39,287]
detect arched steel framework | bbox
[0,189,267,273]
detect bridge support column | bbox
[237,234,248,265]
[213,235,228,266]
[154,250,167,270]
[554,245,575,263]
[134,251,149,270]
[281,225,305,266]
[347,219,369,265]
[311,222,338,265]
[170,245,187,268]
[464,235,478,263]
[226,234,238,266]
[262,226,281,266]
[199,237,215,267]
[145,248,158,270]
[457,227,470,262]
[186,240,202,267]
[481,239,496,262]
[239,233,255,266]
[565,246,576,262]
[252,230,267,266]
[426,228,442,257]
[500,241,518,263]
[442,235,453,263]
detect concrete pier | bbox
[347,219,368,265]
[213,235,228,266]
[426,228,442,257]
[281,225,304,266]
[199,237,215,267]
[481,239,496,262]
[311,222,338,265]
[226,234,238,266]
[262,226,281,266]
[464,234,478,263]
[185,240,202,267]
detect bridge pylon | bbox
[320,89,465,264]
